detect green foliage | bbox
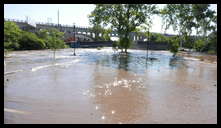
[207,50,215,54]
[193,31,216,54]
[149,33,157,42]
[102,29,111,41]
[19,31,46,50]
[36,29,51,48]
[4,21,66,51]
[112,41,118,48]
[207,31,217,53]
[89,25,103,41]
[4,21,22,50]
[194,39,206,52]
[161,4,216,49]
[192,4,216,36]
[118,37,132,52]
[181,35,195,49]
[89,4,156,53]
[36,28,66,50]
[168,36,179,56]
[156,34,170,43]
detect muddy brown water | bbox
[4,48,217,124]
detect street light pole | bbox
[73,23,76,56]
[146,29,149,59]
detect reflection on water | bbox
[4,48,217,124]
[168,56,191,71]
[112,54,131,71]
[91,65,148,123]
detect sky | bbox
[4,4,217,35]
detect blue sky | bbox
[4,4,217,35]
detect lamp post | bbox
[73,23,76,56]
[146,29,149,59]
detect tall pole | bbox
[73,23,76,56]
[26,16,29,23]
[146,29,149,59]
[58,9,59,30]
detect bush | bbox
[182,36,195,49]
[19,31,46,50]
[207,31,217,54]
[169,37,179,56]
[39,28,66,50]
[194,39,206,52]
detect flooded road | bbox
[4,48,217,124]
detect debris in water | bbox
[95,106,99,110]
[111,110,115,114]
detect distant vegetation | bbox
[4,21,67,51]
[89,4,217,55]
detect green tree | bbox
[89,4,156,53]
[36,29,51,48]
[43,28,66,59]
[161,4,196,48]
[161,4,216,53]
[194,39,206,52]
[4,21,22,50]
[192,4,216,37]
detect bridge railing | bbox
[5,18,26,23]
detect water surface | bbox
[4,48,217,124]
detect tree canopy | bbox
[89,4,157,53]
[160,4,216,54]
[4,21,22,50]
